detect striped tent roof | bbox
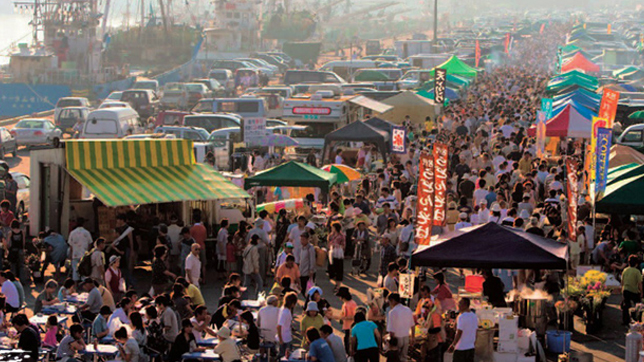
[65,139,249,206]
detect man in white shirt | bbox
[386,293,415,362]
[448,298,478,362]
[257,295,280,342]
[68,218,93,281]
[191,305,216,342]
[287,216,306,264]
[0,272,19,311]
[473,180,489,206]
[217,219,229,277]
[185,243,202,288]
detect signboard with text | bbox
[391,126,407,154]
[415,153,434,245]
[399,273,415,299]
[595,127,612,196]
[243,118,267,144]
[566,157,580,241]
[433,143,448,226]
[434,68,447,104]
[598,89,619,128]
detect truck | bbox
[282,91,350,159]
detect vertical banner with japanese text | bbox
[536,111,546,158]
[595,127,613,196]
[475,40,481,68]
[391,126,407,154]
[598,89,619,128]
[433,143,448,227]
[504,33,511,54]
[589,117,608,193]
[541,98,553,120]
[415,153,434,246]
[566,157,580,242]
[434,68,447,105]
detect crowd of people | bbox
[0,17,638,362]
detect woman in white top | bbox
[277,292,298,357]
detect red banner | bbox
[540,23,545,34]
[566,158,580,242]
[475,40,481,68]
[598,89,619,129]
[415,153,434,245]
[433,143,448,226]
[504,33,511,54]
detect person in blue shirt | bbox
[306,327,336,362]
[350,311,381,362]
[92,306,113,340]
[43,230,68,279]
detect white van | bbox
[81,107,142,139]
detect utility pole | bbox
[433,0,438,53]
[140,0,145,29]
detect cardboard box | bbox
[498,316,519,341]
[494,351,517,362]
[517,329,533,350]
[498,340,519,353]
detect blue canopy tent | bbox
[551,100,598,121]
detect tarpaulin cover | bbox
[244,161,337,191]
[410,223,568,269]
[561,52,601,73]
[527,104,593,138]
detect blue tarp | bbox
[553,94,600,112]
[0,84,71,117]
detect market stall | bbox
[380,91,440,124]
[321,120,390,165]
[244,161,337,193]
[526,104,593,138]
[609,145,644,168]
[29,139,250,241]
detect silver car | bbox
[12,118,63,147]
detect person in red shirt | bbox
[190,214,208,284]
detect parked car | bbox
[153,126,210,141]
[183,114,241,133]
[131,79,160,96]
[81,108,142,139]
[154,110,191,127]
[251,53,289,72]
[282,70,345,85]
[184,83,211,107]
[11,118,62,147]
[208,69,235,94]
[54,97,90,120]
[121,89,160,119]
[160,83,189,110]
[106,91,123,101]
[55,106,89,134]
[99,101,132,109]
[0,127,17,159]
[235,58,278,76]
[211,59,254,72]
[208,127,242,169]
[192,79,226,97]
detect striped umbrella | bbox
[320,164,362,183]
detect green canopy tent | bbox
[606,163,640,185]
[596,172,644,214]
[629,110,644,119]
[244,161,337,192]
[429,56,479,78]
[566,39,596,50]
[354,70,390,82]
[561,44,581,53]
[550,70,599,86]
[552,87,601,102]
[613,66,641,78]
[546,77,599,95]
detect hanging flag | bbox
[433,143,448,227]
[415,153,434,246]
[589,117,608,193]
[541,98,553,119]
[391,126,407,154]
[607,24,611,34]
[504,33,511,54]
[539,23,545,34]
[566,157,580,242]
[536,111,546,158]
[434,68,447,104]
[475,40,481,68]
[595,127,612,196]
[598,89,619,128]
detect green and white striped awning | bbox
[65,139,249,206]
